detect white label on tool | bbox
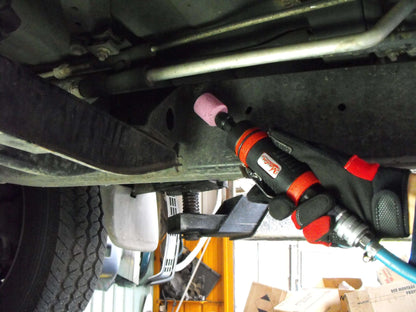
[257,153,281,178]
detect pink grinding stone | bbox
[194,93,228,127]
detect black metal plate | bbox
[148,61,416,168]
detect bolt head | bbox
[70,44,87,56]
[96,47,111,61]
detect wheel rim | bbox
[0,186,24,286]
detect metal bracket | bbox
[146,195,181,285]
[168,196,268,240]
[243,166,275,199]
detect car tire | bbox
[0,185,106,312]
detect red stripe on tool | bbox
[344,155,380,181]
[238,131,268,166]
[234,128,259,156]
[287,171,320,205]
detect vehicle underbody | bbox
[1,1,416,310]
[0,0,415,188]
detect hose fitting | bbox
[333,208,375,248]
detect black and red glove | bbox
[249,129,410,246]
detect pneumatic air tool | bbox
[193,92,416,283]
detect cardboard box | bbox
[316,278,362,312]
[274,288,341,312]
[245,278,362,312]
[244,282,288,312]
[345,281,416,312]
[377,266,408,285]
[317,278,362,291]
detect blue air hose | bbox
[333,208,416,284]
[375,247,416,284]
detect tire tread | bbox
[34,186,106,312]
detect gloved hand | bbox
[249,128,410,246]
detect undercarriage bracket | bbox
[168,196,269,240]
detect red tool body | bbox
[193,93,416,285]
[194,93,322,206]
